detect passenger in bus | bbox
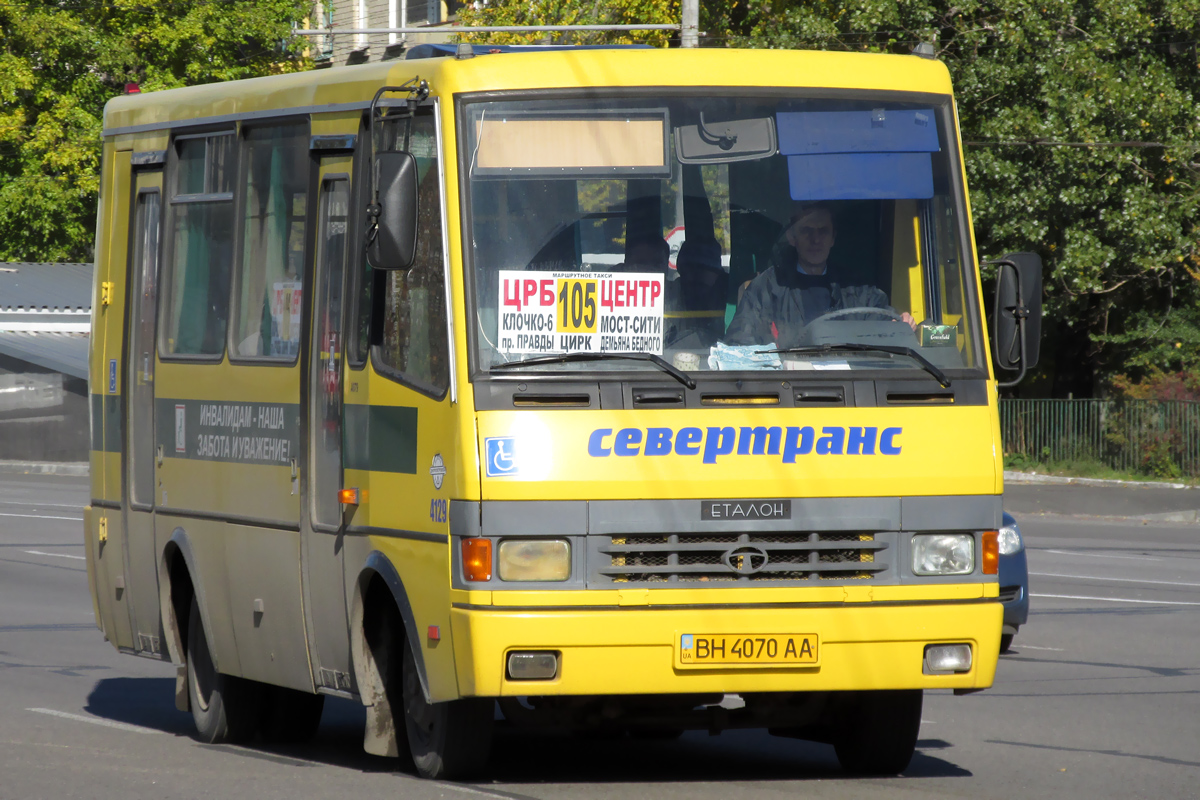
[620,234,671,274]
[657,167,730,348]
[658,237,728,349]
[676,237,727,316]
[724,204,916,348]
[617,233,679,310]
[613,231,724,349]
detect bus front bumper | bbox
[450,600,1001,697]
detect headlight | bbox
[498,539,570,581]
[911,533,974,576]
[998,524,1023,555]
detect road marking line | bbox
[23,550,86,561]
[0,512,84,521]
[0,500,84,508]
[27,708,161,734]
[1032,592,1200,607]
[1044,549,1163,562]
[207,745,523,799]
[436,784,527,800]
[1031,571,1200,588]
[1013,644,1065,651]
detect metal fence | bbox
[999,399,1200,478]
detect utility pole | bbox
[681,0,698,48]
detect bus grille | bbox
[599,533,887,583]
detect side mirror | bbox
[992,251,1042,387]
[367,151,418,270]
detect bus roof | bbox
[102,49,954,138]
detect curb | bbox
[1003,470,1197,491]
[1013,509,1200,524]
[0,461,89,477]
[1142,509,1200,523]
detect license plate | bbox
[677,633,819,667]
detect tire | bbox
[186,597,262,744]
[999,633,1015,654]
[401,639,493,779]
[833,690,922,776]
[261,684,325,744]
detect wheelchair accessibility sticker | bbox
[484,437,519,477]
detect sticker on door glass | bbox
[270,281,303,358]
[497,271,664,356]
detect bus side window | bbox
[375,115,449,396]
[232,122,310,360]
[161,132,235,356]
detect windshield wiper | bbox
[490,352,697,390]
[759,343,952,388]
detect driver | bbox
[724,204,916,347]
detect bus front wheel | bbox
[833,689,922,776]
[401,640,493,779]
[186,597,261,743]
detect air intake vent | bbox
[886,391,954,405]
[512,393,592,407]
[794,387,846,406]
[701,394,779,406]
[633,390,684,407]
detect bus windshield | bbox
[464,92,982,377]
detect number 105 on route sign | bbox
[556,278,597,334]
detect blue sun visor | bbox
[777,109,940,201]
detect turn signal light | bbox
[338,487,364,505]
[981,530,999,575]
[462,538,493,582]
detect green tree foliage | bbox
[0,0,311,262]
[454,0,680,47]
[719,0,1200,390]
[1110,366,1200,401]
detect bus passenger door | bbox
[301,169,353,691]
[91,147,136,652]
[123,171,165,656]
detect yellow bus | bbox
[85,44,1041,779]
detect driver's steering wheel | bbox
[806,306,900,324]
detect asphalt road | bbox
[2,473,1198,799]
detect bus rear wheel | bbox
[186,597,261,743]
[833,690,922,776]
[401,640,493,779]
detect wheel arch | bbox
[349,550,432,757]
[158,527,215,711]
